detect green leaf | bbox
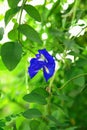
[72,69,85,87]
[8,29,18,40]
[5,7,20,26]
[23,109,42,119]
[0,27,4,40]
[0,57,7,70]
[7,0,20,8]
[32,87,49,98]
[76,57,87,67]
[38,122,50,130]
[1,42,22,70]
[65,67,85,87]
[24,4,41,22]
[23,92,47,105]
[0,120,5,127]
[46,115,58,123]
[66,126,78,130]
[23,88,49,105]
[0,128,4,130]
[30,120,40,130]
[47,0,60,18]
[5,116,11,122]
[18,24,42,43]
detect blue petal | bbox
[38,49,55,81]
[36,54,41,59]
[28,49,55,81]
[43,61,55,82]
[38,49,54,63]
[28,58,44,78]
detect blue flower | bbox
[28,49,55,81]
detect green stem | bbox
[18,0,27,41]
[49,71,56,90]
[71,0,80,24]
[59,73,87,90]
[25,61,29,93]
[21,45,36,57]
[47,71,57,115]
[18,0,36,55]
[19,0,27,24]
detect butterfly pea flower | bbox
[28,49,55,81]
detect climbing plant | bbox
[0,0,87,129]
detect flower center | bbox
[38,54,47,62]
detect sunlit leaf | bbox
[8,29,18,40]
[24,4,41,22]
[23,109,42,119]
[1,42,22,70]
[47,0,60,18]
[5,7,20,26]
[18,24,42,43]
[7,0,20,8]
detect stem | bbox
[71,0,80,24]
[18,0,27,41]
[47,71,57,115]
[49,71,56,90]
[59,73,87,90]
[25,62,29,93]
[19,0,27,24]
[18,0,36,56]
[20,45,36,57]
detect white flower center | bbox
[38,54,48,62]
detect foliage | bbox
[0,0,87,129]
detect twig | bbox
[59,73,87,90]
